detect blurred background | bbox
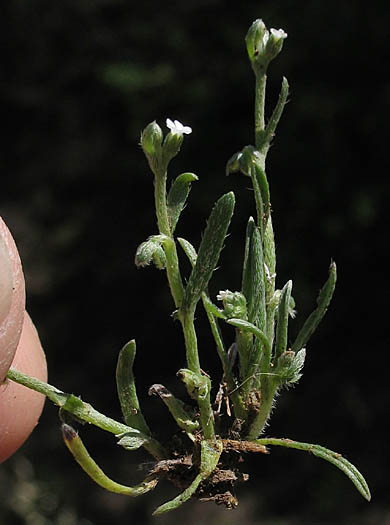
[1,1,389,523]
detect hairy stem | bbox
[255,72,267,149]
[6,367,165,459]
[246,378,278,440]
[179,309,215,440]
[154,170,184,308]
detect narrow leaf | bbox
[167,172,198,233]
[177,237,198,267]
[242,225,266,330]
[116,340,151,436]
[182,192,235,312]
[256,437,371,502]
[227,318,271,354]
[61,424,158,496]
[264,217,276,303]
[241,216,256,297]
[148,383,200,435]
[292,262,337,353]
[261,76,289,154]
[153,439,223,515]
[253,161,270,230]
[274,280,292,360]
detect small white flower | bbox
[217,290,229,302]
[270,28,288,40]
[166,118,192,135]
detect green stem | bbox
[163,237,184,308]
[202,294,246,420]
[251,165,264,237]
[155,172,216,440]
[245,378,278,440]
[180,309,215,440]
[197,393,215,441]
[180,309,201,374]
[154,171,170,236]
[6,367,165,459]
[255,73,267,149]
[154,170,184,308]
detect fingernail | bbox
[0,234,13,325]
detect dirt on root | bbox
[149,434,268,509]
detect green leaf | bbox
[182,192,235,312]
[167,172,198,233]
[62,424,158,496]
[263,217,276,303]
[202,295,226,319]
[227,318,271,354]
[242,223,266,330]
[260,76,289,155]
[116,431,150,451]
[153,439,223,515]
[177,368,210,401]
[290,348,306,383]
[62,394,84,412]
[241,217,256,296]
[274,280,292,360]
[253,161,270,230]
[256,437,371,502]
[292,262,337,353]
[116,340,151,436]
[177,237,198,267]
[149,384,200,435]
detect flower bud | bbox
[140,121,163,157]
[238,145,260,176]
[264,28,287,64]
[275,348,306,385]
[245,19,268,62]
[225,151,243,176]
[152,244,166,270]
[135,235,167,269]
[246,19,287,73]
[162,131,184,164]
[277,350,295,370]
[217,290,247,320]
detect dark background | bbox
[1,1,388,523]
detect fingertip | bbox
[0,312,47,463]
[0,217,26,382]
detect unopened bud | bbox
[217,290,247,320]
[277,350,295,370]
[135,235,167,269]
[246,19,287,73]
[226,151,243,176]
[140,121,163,157]
[246,19,268,62]
[264,28,287,64]
[238,145,260,176]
